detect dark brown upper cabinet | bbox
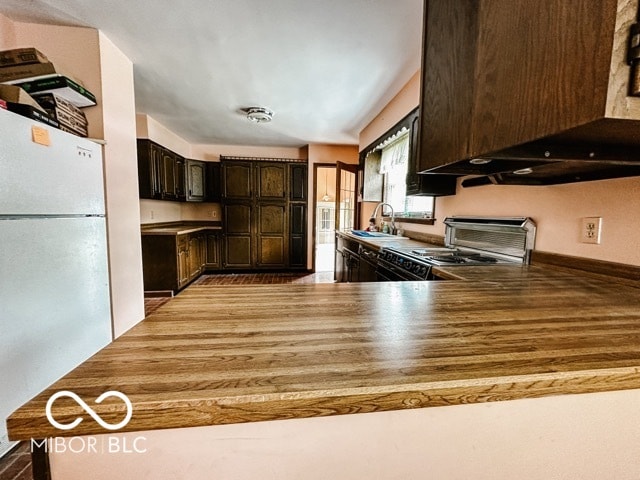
[174,155,186,201]
[159,149,178,200]
[222,161,253,200]
[289,164,307,202]
[359,107,457,197]
[205,162,222,202]
[138,139,214,202]
[256,163,287,200]
[186,159,206,202]
[137,139,162,200]
[420,0,640,184]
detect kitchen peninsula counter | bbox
[141,221,222,236]
[8,268,640,441]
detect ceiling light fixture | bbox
[243,107,274,123]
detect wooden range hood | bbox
[419,0,640,186]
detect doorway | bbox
[314,165,336,272]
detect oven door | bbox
[376,261,410,281]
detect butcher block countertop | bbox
[7,267,640,441]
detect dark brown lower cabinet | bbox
[224,235,252,268]
[223,203,252,268]
[289,203,307,268]
[205,232,221,269]
[256,203,287,268]
[141,230,221,293]
[177,235,190,288]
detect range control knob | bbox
[418,266,428,277]
[404,261,413,271]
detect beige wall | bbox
[191,143,307,162]
[3,15,145,336]
[136,113,192,158]
[0,13,16,46]
[49,388,640,479]
[359,70,420,149]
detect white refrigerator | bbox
[0,108,112,455]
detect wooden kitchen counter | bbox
[8,270,640,440]
[336,229,433,251]
[141,223,222,236]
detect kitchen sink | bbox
[350,230,395,238]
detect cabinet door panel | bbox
[257,237,286,267]
[161,150,178,199]
[289,235,306,268]
[289,164,307,201]
[224,204,252,235]
[205,233,221,269]
[223,162,252,199]
[405,109,421,194]
[258,204,286,234]
[290,204,306,235]
[205,162,222,202]
[177,236,189,287]
[289,204,306,268]
[256,203,286,267]
[186,160,205,201]
[137,140,162,199]
[419,0,477,171]
[224,236,252,267]
[188,235,202,280]
[256,163,287,199]
[470,0,613,157]
[175,156,186,201]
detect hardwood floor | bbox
[0,443,31,480]
[0,272,334,479]
[193,271,334,285]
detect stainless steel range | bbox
[376,217,536,281]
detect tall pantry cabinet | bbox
[221,157,307,270]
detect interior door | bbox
[335,162,359,232]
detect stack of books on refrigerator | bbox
[0,47,95,134]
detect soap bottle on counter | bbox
[382,222,390,234]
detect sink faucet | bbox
[369,202,396,234]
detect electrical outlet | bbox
[581,217,602,244]
[150,210,154,220]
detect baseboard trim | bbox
[144,290,174,298]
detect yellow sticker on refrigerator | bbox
[31,125,51,146]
